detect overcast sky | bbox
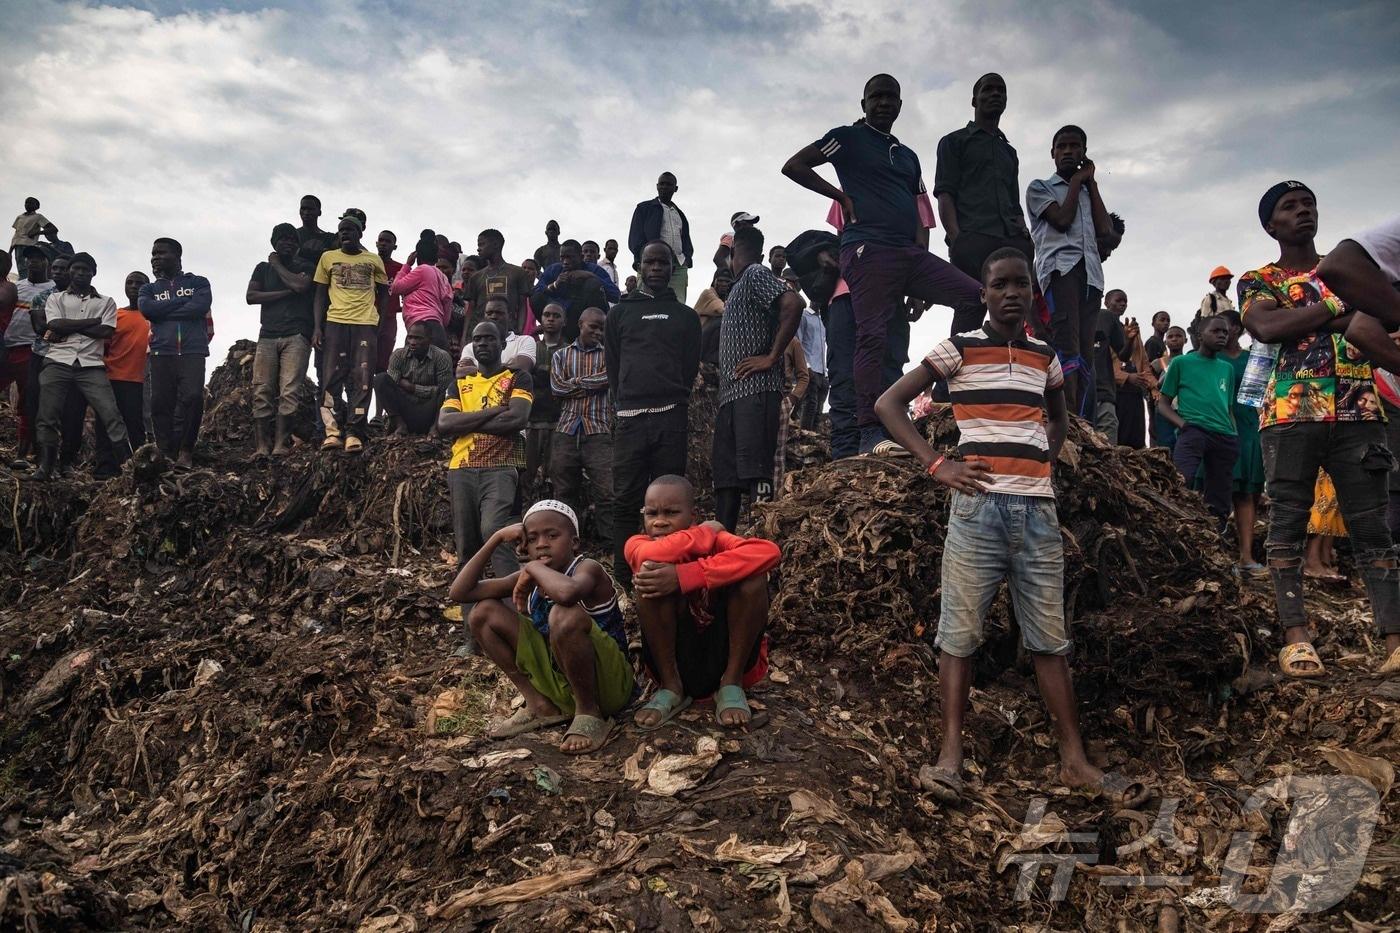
[3,0,1398,368]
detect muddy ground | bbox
[0,345,1396,931]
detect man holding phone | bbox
[1027,125,1115,417]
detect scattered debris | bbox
[0,349,1395,929]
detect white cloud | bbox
[2,0,1397,367]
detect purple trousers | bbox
[840,242,981,434]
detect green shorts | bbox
[514,615,635,716]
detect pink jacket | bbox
[389,262,453,328]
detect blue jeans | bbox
[826,293,909,457]
[938,491,1070,658]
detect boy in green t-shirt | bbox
[1157,314,1238,524]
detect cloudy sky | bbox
[3,0,1398,368]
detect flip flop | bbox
[714,684,751,728]
[917,764,964,804]
[1072,771,1151,810]
[561,714,612,754]
[1278,642,1326,679]
[1234,562,1268,577]
[635,689,692,732]
[1376,646,1400,675]
[868,440,911,457]
[487,707,570,739]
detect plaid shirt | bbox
[551,339,613,436]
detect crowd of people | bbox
[4,72,1400,782]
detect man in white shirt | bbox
[597,239,622,287]
[32,252,131,480]
[459,295,535,370]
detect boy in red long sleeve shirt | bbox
[625,475,780,730]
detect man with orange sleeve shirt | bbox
[625,474,780,732]
[93,270,152,477]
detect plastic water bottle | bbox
[1236,342,1278,408]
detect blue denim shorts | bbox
[937,490,1070,658]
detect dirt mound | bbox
[1,356,1397,930]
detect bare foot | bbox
[1059,759,1105,791]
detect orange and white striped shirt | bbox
[921,327,1064,498]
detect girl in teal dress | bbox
[1223,311,1265,574]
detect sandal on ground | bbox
[487,707,570,739]
[562,714,612,754]
[917,764,965,804]
[635,689,691,732]
[1377,646,1400,675]
[1234,562,1268,577]
[1278,642,1327,679]
[1072,771,1151,810]
[868,439,911,457]
[321,435,343,450]
[714,684,752,728]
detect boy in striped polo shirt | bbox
[876,246,1143,807]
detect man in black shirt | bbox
[534,220,562,270]
[247,223,314,456]
[1091,289,1132,444]
[295,195,335,267]
[934,72,1035,334]
[1144,310,1171,362]
[605,241,701,588]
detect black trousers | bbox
[1046,260,1101,418]
[1171,424,1238,521]
[612,406,689,589]
[798,372,829,431]
[319,322,377,440]
[96,380,147,475]
[371,371,442,434]
[150,355,206,456]
[947,230,1036,334]
[1262,420,1400,636]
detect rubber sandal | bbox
[868,439,911,457]
[1234,562,1267,577]
[1279,642,1326,679]
[917,765,964,804]
[635,689,691,732]
[714,684,751,728]
[1377,646,1400,675]
[321,435,343,450]
[561,714,612,754]
[487,707,570,739]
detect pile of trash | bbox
[200,339,321,447]
[0,355,1396,931]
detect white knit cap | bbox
[523,499,579,535]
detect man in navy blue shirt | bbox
[138,238,212,467]
[531,239,621,341]
[783,74,981,454]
